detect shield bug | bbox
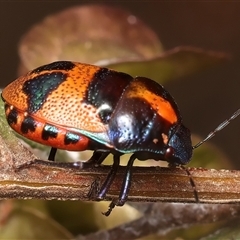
[2,61,240,215]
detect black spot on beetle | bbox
[64,132,80,145]
[42,124,59,140]
[21,116,37,134]
[83,68,132,124]
[31,61,75,73]
[23,72,67,113]
[6,106,18,125]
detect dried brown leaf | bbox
[19,5,162,72]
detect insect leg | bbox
[103,154,136,216]
[87,151,110,165]
[180,165,199,203]
[48,147,57,161]
[95,154,120,201]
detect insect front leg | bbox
[103,154,137,216]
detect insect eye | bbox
[164,146,175,160]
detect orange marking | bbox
[161,133,169,145]
[126,80,178,124]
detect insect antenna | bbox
[192,108,240,150]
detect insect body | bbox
[1,61,239,216]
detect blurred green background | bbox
[0,1,240,167]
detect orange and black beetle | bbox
[2,61,192,162]
[2,61,239,215]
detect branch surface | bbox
[1,140,240,203]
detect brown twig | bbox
[78,203,240,240]
[1,146,240,204]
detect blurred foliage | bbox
[0,200,73,239]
